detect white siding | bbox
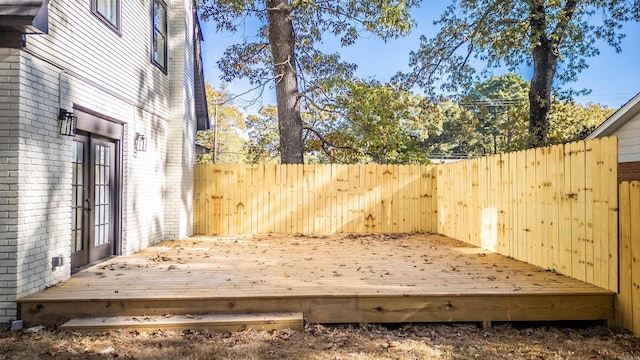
[616,111,640,163]
[25,0,171,117]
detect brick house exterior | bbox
[0,0,208,323]
[587,92,640,182]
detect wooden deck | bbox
[19,233,615,325]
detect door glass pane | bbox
[76,208,83,229]
[78,142,84,163]
[94,144,111,246]
[71,141,85,253]
[76,187,83,206]
[71,183,77,207]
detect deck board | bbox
[60,312,304,332]
[19,233,614,325]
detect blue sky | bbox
[199,3,640,113]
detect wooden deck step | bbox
[59,312,304,332]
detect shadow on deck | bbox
[18,233,614,326]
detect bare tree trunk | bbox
[527,1,557,148]
[528,41,556,148]
[527,0,578,148]
[267,0,304,164]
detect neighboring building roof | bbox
[0,0,48,33]
[587,91,640,139]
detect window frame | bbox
[90,0,122,36]
[151,0,168,73]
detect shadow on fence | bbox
[195,164,438,235]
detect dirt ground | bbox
[2,322,640,359]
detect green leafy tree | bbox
[199,0,420,164]
[422,74,613,155]
[397,0,639,147]
[421,100,484,156]
[196,84,246,164]
[245,105,281,163]
[548,101,615,143]
[306,80,440,164]
[463,74,530,153]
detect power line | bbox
[459,98,526,107]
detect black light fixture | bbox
[134,132,147,157]
[58,108,76,136]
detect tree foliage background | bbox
[197,0,629,164]
[395,0,639,146]
[201,75,614,164]
[196,85,247,164]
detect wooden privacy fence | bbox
[436,137,619,292]
[194,137,619,292]
[194,164,438,235]
[618,181,640,334]
[193,138,640,335]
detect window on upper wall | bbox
[151,0,168,72]
[91,0,121,35]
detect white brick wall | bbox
[0,48,20,321]
[164,0,197,240]
[0,0,199,323]
[15,52,72,300]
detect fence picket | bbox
[314,165,326,234]
[619,181,633,330]
[496,155,507,254]
[534,147,545,268]
[550,145,562,272]
[560,144,573,276]
[605,137,619,291]
[629,182,640,335]
[584,139,597,285]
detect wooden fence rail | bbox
[194,164,438,236]
[618,181,640,333]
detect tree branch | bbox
[303,125,352,150]
[408,0,501,91]
[529,0,548,44]
[299,93,344,115]
[303,124,377,161]
[551,0,579,42]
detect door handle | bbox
[84,198,92,211]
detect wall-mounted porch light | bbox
[134,132,147,157]
[58,108,76,136]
